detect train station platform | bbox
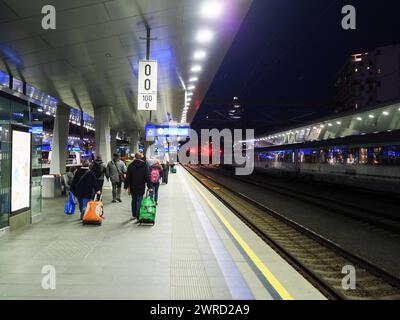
[0,166,325,300]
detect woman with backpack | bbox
[149,159,163,205]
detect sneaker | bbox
[117,199,122,203]
[112,200,117,203]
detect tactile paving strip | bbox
[35,240,99,259]
[171,285,213,300]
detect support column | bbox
[50,104,70,175]
[129,130,140,156]
[94,106,111,166]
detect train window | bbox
[382,146,400,166]
[300,149,320,164]
[359,148,368,164]
[346,148,359,165]
[324,148,347,165]
[369,147,383,165]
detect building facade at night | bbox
[335,44,400,112]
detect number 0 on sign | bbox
[138,60,158,111]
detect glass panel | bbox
[0,124,11,229]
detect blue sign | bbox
[146,125,190,139]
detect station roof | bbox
[249,100,400,149]
[0,0,252,133]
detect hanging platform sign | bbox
[138,60,158,111]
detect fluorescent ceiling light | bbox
[194,50,207,60]
[187,85,196,90]
[200,2,224,19]
[191,65,202,73]
[196,29,214,43]
[189,77,198,82]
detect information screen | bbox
[11,129,31,213]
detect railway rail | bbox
[199,165,400,234]
[184,165,400,300]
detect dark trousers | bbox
[163,171,169,184]
[150,183,160,203]
[131,194,143,219]
[97,179,104,193]
[77,198,90,220]
[112,181,122,201]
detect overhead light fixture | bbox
[199,1,224,19]
[194,50,207,60]
[369,114,375,119]
[196,29,214,43]
[191,65,202,73]
[383,111,389,116]
[187,85,196,90]
[189,77,198,82]
[356,117,363,121]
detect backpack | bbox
[150,167,160,184]
[91,162,103,179]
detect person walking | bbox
[106,153,127,203]
[124,153,153,222]
[162,159,170,184]
[70,160,101,220]
[149,159,163,205]
[64,166,77,193]
[90,155,107,193]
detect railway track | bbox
[198,165,400,234]
[184,165,400,300]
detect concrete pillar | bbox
[50,104,70,175]
[129,130,140,156]
[94,106,111,166]
[110,129,118,156]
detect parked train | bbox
[248,130,400,195]
[231,101,400,195]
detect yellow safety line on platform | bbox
[189,175,294,301]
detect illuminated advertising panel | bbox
[11,128,32,214]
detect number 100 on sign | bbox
[138,60,158,111]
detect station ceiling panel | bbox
[0,0,252,132]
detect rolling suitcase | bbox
[171,167,177,174]
[82,194,104,225]
[138,193,157,225]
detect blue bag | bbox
[64,192,76,215]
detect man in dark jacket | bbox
[90,155,106,192]
[124,153,153,221]
[70,160,101,220]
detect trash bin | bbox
[42,175,62,198]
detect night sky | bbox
[192,0,400,134]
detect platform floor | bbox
[0,166,325,300]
